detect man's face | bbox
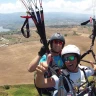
[62,53,78,72]
[52,40,63,53]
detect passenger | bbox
[35,44,96,96]
[28,33,65,72]
[28,33,65,96]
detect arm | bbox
[28,55,41,72]
[28,46,47,72]
[79,61,96,71]
[35,54,56,88]
[90,61,96,71]
[35,62,55,88]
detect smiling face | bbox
[52,40,63,53]
[62,53,78,72]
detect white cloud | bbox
[43,0,96,14]
[0,0,96,15]
[0,0,25,13]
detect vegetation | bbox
[73,31,78,35]
[64,34,67,37]
[4,85,10,90]
[0,84,39,96]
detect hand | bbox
[90,61,96,71]
[36,62,48,75]
[38,46,46,56]
[36,54,52,75]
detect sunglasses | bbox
[53,40,63,45]
[62,55,75,62]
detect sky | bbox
[0,0,96,15]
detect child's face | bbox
[63,53,78,72]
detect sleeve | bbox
[79,65,94,77]
[51,75,59,89]
[39,54,47,64]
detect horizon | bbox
[0,11,92,31]
[0,11,91,15]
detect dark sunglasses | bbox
[53,40,63,45]
[62,55,75,62]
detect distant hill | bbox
[0,12,91,31]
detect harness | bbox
[76,68,96,96]
[51,66,94,96]
[75,67,90,93]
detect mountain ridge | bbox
[0,12,91,30]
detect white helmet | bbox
[61,44,80,56]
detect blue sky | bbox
[0,0,95,14]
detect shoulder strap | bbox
[79,67,90,85]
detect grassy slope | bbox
[0,84,38,96]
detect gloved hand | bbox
[38,46,46,56]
